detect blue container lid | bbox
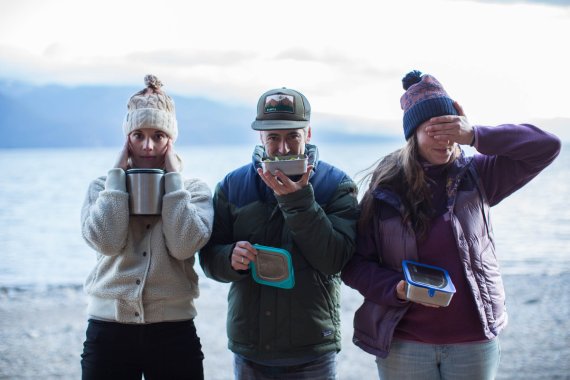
[402,260,456,294]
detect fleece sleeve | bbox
[80,168,130,256]
[161,173,214,261]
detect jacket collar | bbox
[372,148,473,211]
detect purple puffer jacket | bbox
[341,124,561,358]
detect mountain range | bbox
[0,80,397,149]
[2,80,567,149]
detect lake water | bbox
[0,142,568,289]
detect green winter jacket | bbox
[199,144,359,361]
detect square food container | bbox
[402,260,456,307]
[261,155,308,176]
[250,244,295,289]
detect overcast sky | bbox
[1,0,569,134]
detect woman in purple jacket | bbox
[341,70,561,380]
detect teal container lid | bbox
[250,244,295,289]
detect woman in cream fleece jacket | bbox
[80,75,214,380]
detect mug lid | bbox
[126,168,165,174]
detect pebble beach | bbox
[1,273,568,380]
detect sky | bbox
[1,0,569,135]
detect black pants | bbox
[81,319,204,380]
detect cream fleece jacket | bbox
[81,168,214,323]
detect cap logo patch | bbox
[264,94,295,114]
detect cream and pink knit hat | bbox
[122,75,178,141]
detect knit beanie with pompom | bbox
[400,70,457,140]
[122,74,178,141]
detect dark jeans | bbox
[81,319,204,380]
[233,352,337,380]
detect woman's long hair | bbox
[358,135,457,239]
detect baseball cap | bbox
[251,87,311,130]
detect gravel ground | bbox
[1,273,568,380]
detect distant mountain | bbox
[0,80,396,149]
[7,80,562,149]
[0,81,255,148]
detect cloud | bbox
[126,49,255,67]
[272,47,400,87]
[466,0,570,6]
[1,0,570,123]
[274,48,350,64]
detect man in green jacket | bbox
[199,87,359,379]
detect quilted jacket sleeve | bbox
[199,183,247,283]
[473,124,561,206]
[277,179,359,275]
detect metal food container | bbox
[402,260,456,307]
[126,168,165,215]
[250,244,295,289]
[261,155,308,176]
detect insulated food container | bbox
[250,244,295,289]
[402,260,456,307]
[126,168,165,215]
[261,155,308,176]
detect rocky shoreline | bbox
[1,273,568,379]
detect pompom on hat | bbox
[400,70,458,140]
[122,74,178,141]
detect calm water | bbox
[0,142,568,288]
